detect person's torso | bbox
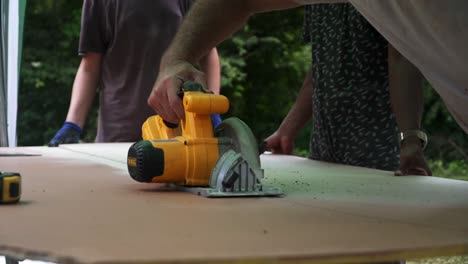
[97,0,191,142]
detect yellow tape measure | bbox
[0,172,21,204]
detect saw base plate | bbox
[168,184,284,198]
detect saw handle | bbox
[161,81,206,128]
[163,120,179,129]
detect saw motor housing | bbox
[128,85,228,186]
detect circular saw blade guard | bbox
[185,118,283,197]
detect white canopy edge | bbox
[7,0,19,147]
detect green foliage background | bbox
[18,1,96,145]
[18,1,467,178]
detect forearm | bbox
[149,0,302,124]
[388,44,424,132]
[65,53,102,128]
[65,72,99,128]
[388,45,432,175]
[199,48,220,94]
[163,0,301,65]
[278,68,313,138]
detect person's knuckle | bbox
[147,97,155,107]
[154,88,165,98]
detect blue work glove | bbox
[210,114,222,129]
[48,122,82,147]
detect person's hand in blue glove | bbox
[210,114,222,129]
[48,122,82,147]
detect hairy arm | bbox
[163,0,302,65]
[150,0,303,123]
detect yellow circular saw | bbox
[127,82,282,197]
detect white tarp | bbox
[0,0,25,147]
[7,0,19,147]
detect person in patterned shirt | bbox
[265,4,430,176]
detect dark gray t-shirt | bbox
[79,0,192,142]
